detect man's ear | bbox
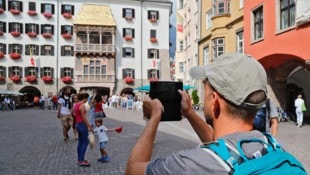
[213,92,220,118]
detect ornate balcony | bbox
[75,74,115,83]
[75,44,115,55]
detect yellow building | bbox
[197,0,244,99]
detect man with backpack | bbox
[126,53,306,175]
[253,98,279,136]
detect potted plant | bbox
[42,76,53,83]
[0,8,4,14]
[26,75,36,83]
[27,10,37,16]
[62,33,72,39]
[149,18,157,23]
[42,33,52,38]
[124,36,133,41]
[10,53,21,60]
[27,32,37,38]
[0,52,4,59]
[43,12,52,18]
[10,9,20,15]
[11,31,20,37]
[62,76,72,83]
[62,13,72,19]
[10,75,20,82]
[0,31,3,36]
[124,76,134,84]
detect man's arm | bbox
[270,118,278,136]
[268,99,278,136]
[179,90,214,142]
[126,96,162,175]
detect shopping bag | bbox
[302,102,307,112]
[88,132,95,150]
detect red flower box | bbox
[124,36,133,41]
[149,18,157,23]
[42,33,52,38]
[26,75,36,83]
[10,53,21,60]
[27,32,37,38]
[62,33,72,39]
[11,31,20,37]
[63,13,72,19]
[150,38,158,43]
[0,52,4,59]
[125,16,133,20]
[42,76,53,83]
[0,76,5,81]
[62,76,72,83]
[27,10,37,16]
[10,75,20,82]
[43,12,52,18]
[124,77,134,84]
[10,9,20,15]
[0,31,3,36]
[0,8,4,14]
[149,77,158,82]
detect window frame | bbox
[280,0,295,29]
[212,38,225,60]
[123,68,135,78]
[253,6,264,41]
[123,8,135,19]
[236,30,244,54]
[41,3,55,14]
[41,45,54,56]
[9,44,22,54]
[123,47,135,58]
[148,10,159,20]
[61,4,74,15]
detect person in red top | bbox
[74,93,92,167]
[71,94,79,140]
[33,95,40,110]
[52,95,58,111]
[93,94,106,119]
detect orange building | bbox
[244,0,310,116]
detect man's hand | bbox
[178,90,195,118]
[142,95,163,121]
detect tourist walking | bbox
[71,94,79,140]
[295,95,306,128]
[57,88,73,141]
[93,94,106,119]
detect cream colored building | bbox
[197,0,244,100]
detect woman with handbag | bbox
[74,93,93,166]
[295,95,306,128]
[93,94,106,119]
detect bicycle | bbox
[277,108,295,123]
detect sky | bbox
[169,0,177,59]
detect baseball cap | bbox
[190,53,267,109]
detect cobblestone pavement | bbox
[0,108,309,174]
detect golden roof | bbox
[74,4,116,26]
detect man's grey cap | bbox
[190,53,267,109]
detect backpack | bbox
[253,99,270,132]
[202,133,306,175]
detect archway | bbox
[59,86,77,96]
[120,87,135,96]
[19,86,41,108]
[79,86,110,97]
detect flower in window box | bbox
[62,13,72,19]
[0,8,4,14]
[149,77,158,82]
[62,33,72,39]
[0,31,3,36]
[0,75,5,81]
[43,12,52,18]
[26,75,36,83]
[0,52,4,59]
[27,32,37,38]
[124,76,134,84]
[10,53,21,60]
[62,76,72,83]
[150,38,158,43]
[124,36,133,41]
[10,9,20,15]
[10,75,21,82]
[125,16,133,20]
[42,76,53,83]
[11,31,20,37]
[42,33,52,38]
[149,18,157,23]
[27,10,37,16]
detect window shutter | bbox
[2,22,6,32]
[41,24,44,34]
[8,67,12,76]
[70,68,74,78]
[40,68,43,77]
[122,69,126,78]
[35,45,39,55]
[122,8,125,17]
[41,45,45,55]
[2,0,6,10]
[71,46,74,56]
[147,70,151,79]
[20,23,23,34]
[60,68,64,77]
[36,24,39,33]
[25,45,30,55]
[123,28,125,37]
[51,46,54,56]
[132,29,135,38]
[61,46,64,56]
[72,6,75,15]
[148,11,151,19]
[132,48,135,57]
[132,9,135,18]
[19,67,23,77]
[24,67,29,77]
[19,1,23,12]
[51,25,54,34]
[157,70,160,79]
[25,24,29,33]
[157,49,159,58]
[70,26,73,34]
[41,4,44,13]
[133,69,135,79]
[122,48,125,57]
[51,4,55,14]
[9,23,12,32]
[61,5,64,14]
[51,68,54,78]
[61,26,64,34]
[3,44,6,54]
[156,11,159,20]
[147,49,151,58]
[19,44,22,54]
[9,44,12,53]
[35,67,39,77]
[3,67,6,77]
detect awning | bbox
[0,89,24,96]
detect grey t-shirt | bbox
[146,131,266,175]
[263,99,278,133]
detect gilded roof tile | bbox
[74,4,116,26]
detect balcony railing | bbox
[75,44,115,54]
[75,74,115,83]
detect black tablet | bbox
[150,81,183,121]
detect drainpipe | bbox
[56,0,59,94]
[140,0,144,86]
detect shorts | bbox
[100,141,108,149]
[60,114,73,127]
[93,112,104,119]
